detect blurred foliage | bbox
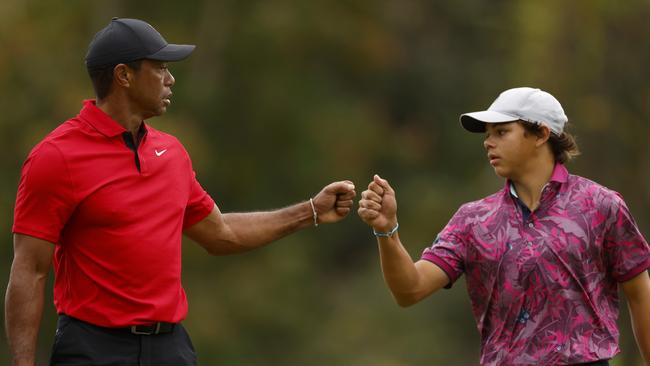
[2,0,650,365]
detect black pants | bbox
[49,315,197,366]
[575,361,609,366]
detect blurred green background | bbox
[2,0,650,365]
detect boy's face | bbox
[483,122,540,179]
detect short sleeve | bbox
[421,205,471,288]
[13,142,77,243]
[182,169,215,230]
[604,193,650,282]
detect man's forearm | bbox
[219,201,314,251]
[5,268,48,366]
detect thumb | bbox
[373,174,394,195]
[325,180,356,194]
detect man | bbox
[6,18,356,366]
[358,87,650,365]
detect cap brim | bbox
[147,44,196,62]
[459,111,519,133]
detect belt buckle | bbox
[130,323,161,335]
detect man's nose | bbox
[165,70,175,86]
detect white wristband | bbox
[309,198,318,227]
[373,222,399,237]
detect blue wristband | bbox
[373,222,399,237]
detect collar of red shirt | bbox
[79,99,147,138]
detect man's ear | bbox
[113,64,132,88]
[535,125,552,147]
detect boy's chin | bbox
[492,166,511,179]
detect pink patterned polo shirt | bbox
[422,164,650,365]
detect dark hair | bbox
[87,60,143,100]
[520,121,580,164]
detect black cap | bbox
[85,18,195,69]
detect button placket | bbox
[525,218,536,247]
[137,137,149,175]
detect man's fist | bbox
[312,180,356,224]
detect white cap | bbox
[460,87,568,135]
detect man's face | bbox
[483,122,539,179]
[127,59,175,119]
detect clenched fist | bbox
[312,180,356,224]
[357,174,398,233]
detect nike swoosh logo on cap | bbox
[155,149,167,157]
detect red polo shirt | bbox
[13,100,215,327]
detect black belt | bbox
[126,322,176,335]
[59,314,176,336]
